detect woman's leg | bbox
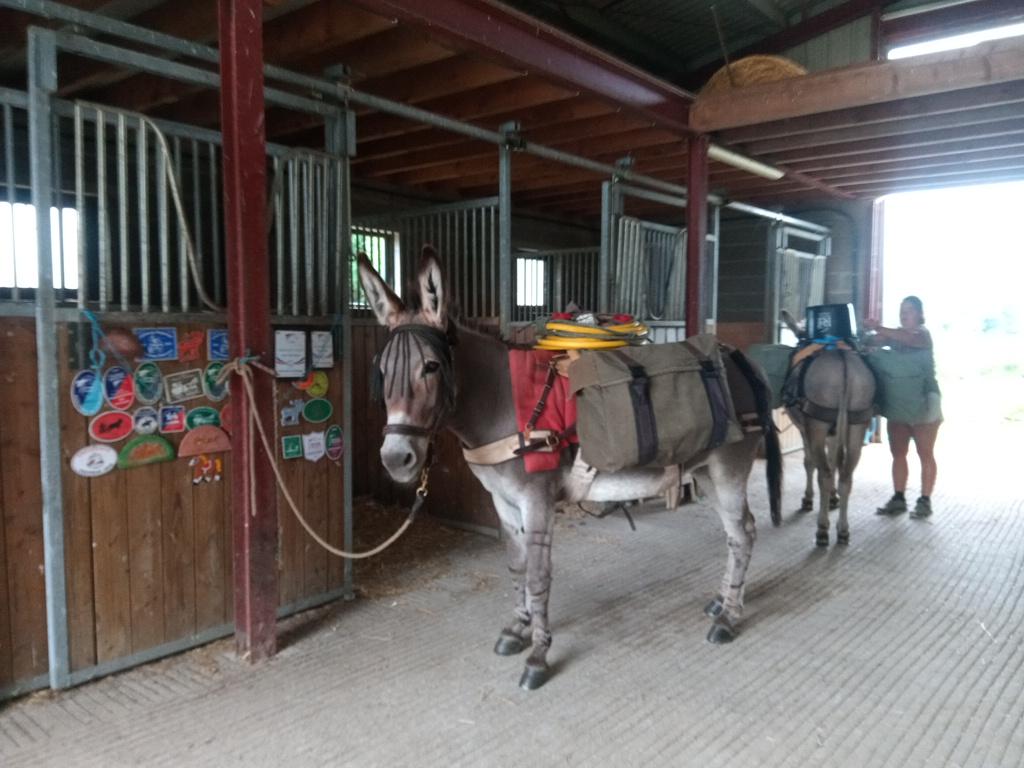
[911,421,941,496]
[887,421,913,493]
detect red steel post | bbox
[218,0,278,661]
[686,135,709,335]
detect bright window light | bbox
[888,21,1024,60]
[0,202,79,290]
[516,257,545,307]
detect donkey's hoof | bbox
[519,661,551,691]
[706,617,736,645]
[815,530,830,547]
[494,631,528,656]
[798,498,814,513]
[829,495,840,510]
[836,530,850,546]
[704,596,724,618]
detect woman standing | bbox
[864,296,942,519]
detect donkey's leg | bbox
[519,499,557,690]
[805,422,833,547]
[701,437,759,644]
[491,496,531,656]
[800,431,816,513]
[835,428,867,545]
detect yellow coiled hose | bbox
[533,318,649,350]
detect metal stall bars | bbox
[22,24,353,696]
[769,224,832,345]
[354,197,501,324]
[511,246,600,324]
[600,180,721,342]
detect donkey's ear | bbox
[417,246,447,329]
[357,252,404,329]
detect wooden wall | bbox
[0,318,346,694]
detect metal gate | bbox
[769,225,831,344]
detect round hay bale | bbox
[699,55,807,97]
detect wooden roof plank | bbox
[691,38,1024,133]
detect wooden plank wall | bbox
[0,318,346,693]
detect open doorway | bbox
[876,180,1024,449]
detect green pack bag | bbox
[864,348,937,424]
[745,343,795,410]
[568,334,744,472]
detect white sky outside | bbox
[0,202,79,289]
[880,180,1024,331]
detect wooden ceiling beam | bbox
[356,113,647,178]
[691,38,1024,133]
[760,118,1024,165]
[794,148,1024,182]
[738,102,1024,155]
[718,80,1024,145]
[782,140,1024,175]
[825,161,1024,189]
[354,95,612,161]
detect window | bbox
[1,202,79,291]
[887,21,1024,60]
[351,227,400,308]
[516,257,546,308]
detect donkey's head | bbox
[358,247,455,485]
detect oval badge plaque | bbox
[71,369,105,416]
[203,362,228,402]
[186,406,221,430]
[103,366,136,410]
[303,398,333,424]
[307,371,329,398]
[70,444,118,477]
[89,411,134,443]
[134,362,163,404]
[118,435,175,469]
[325,425,344,461]
[133,406,160,435]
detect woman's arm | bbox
[863,322,932,349]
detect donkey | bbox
[358,248,781,690]
[781,310,876,547]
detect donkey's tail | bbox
[835,350,851,477]
[729,350,783,526]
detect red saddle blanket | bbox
[508,349,578,473]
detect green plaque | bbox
[203,362,228,402]
[282,435,303,460]
[186,406,221,429]
[134,362,163,404]
[118,435,175,469]
[303,397,333,424]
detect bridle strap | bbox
[382,423,435,438]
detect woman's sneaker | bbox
[876,495,907,515]
[911,497,933,519]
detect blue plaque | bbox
[208,329,230,361]
[134,327,179,361]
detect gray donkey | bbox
[780,310,876,547]
[359,249,781,690]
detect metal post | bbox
[685,135,709,336]
[324,103,356,600]
[218,0,277,662]
[28,27,71,690]
[599,179,623,313]
[498,122,517,338]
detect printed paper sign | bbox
[134,328,178,361]
[208,329,230,361]
[311,331,334,369]
[303,431,326,463]
[275,330,307,378]
[164,369,205,403]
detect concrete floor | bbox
[2,418,1023,767]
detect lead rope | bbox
[219,358,428,559]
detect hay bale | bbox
[699,55,808,97]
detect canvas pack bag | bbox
[568,334,744,472]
